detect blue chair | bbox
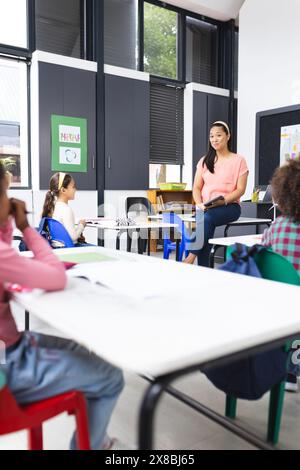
[39,217,74,248]
[162,212,188,261]
[162,212,205,261]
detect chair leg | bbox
[127,233,132,252]
[74,400,91,450]
[267,380,285,445]
[163,241,170,259]
[225,395,237,419]
[28,425,43,450]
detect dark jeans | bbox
[190,203,241,267]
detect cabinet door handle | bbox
[92,155,95,169]
[108,156,111,169]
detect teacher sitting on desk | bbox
[184,121,249,267]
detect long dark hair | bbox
[42,172,72,218]
[203,122,231,174]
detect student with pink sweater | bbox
[0,162,123,449]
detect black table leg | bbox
[209,244,218,268]
[138,380,168,449]
[148,228,151,256]
[176,239,180,261]
[137,229,143,255]
[25,310,30,331]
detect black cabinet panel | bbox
[39,62,96,190]
[192,91,230,176]
[207,94,229,129]
[105,74,150,190]
[193,91,207,175]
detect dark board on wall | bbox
[39,62,97,190]
[256,104,300,186]
[193,91,229,175]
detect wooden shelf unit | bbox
[147,189,194,213]
[147,189,194,252]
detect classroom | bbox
[0,0,300,456]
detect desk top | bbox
[228,217,272,225]
[209,234,262,247]
[86,221,178,230]
[15,246,300,377]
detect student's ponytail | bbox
[42,172,73,218]
[42,190,56,217]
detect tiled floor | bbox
[1,249,299,450]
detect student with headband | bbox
[42,172,86,246]
[184,121,249,266]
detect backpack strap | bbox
[231,243,266,263]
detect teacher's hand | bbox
[196,203,207,212]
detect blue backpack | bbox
[18,218,51,252]
[203,243,288,400]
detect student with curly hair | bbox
[262,159,300,274]
[262,158,300,392]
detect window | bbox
[0,0,27,49]
[149,164,181,188]
[104,0,138,70]
[35,0,83,58]
[0,59,28,187]
[144,2,178,79]
[149,82,184,185]
[186,17,218,86]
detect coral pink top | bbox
[196,154,249,203]
[0,220,67,348]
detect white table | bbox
[14,246,300,450]
[224,217,271,237]
[208,234,263,268]
[86,221,178,256]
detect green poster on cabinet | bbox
[51,115,88,173]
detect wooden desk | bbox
[15,247,300,450]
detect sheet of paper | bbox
[56,252,116,264]
[67,259,182,301]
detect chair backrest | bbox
[0,370,6,391]
[125,197,152,219]
[44,218,74,248]
[254,249,300,286]
[227,245,300,286]
[162,212,185,237]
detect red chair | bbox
[0,370,90,450]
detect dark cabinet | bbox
[193,91,229,175]
[105,74,150,190]
[39,62,97,190]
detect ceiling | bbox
[163,0,245,21]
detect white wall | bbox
[238,0,300,198]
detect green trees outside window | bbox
[144,3,178,80]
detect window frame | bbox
[0,0,31,57]
[0,57,31,189]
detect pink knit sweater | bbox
[0,219,67,347]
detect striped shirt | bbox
[261,216,300,275]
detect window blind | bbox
[150,82,184,165]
